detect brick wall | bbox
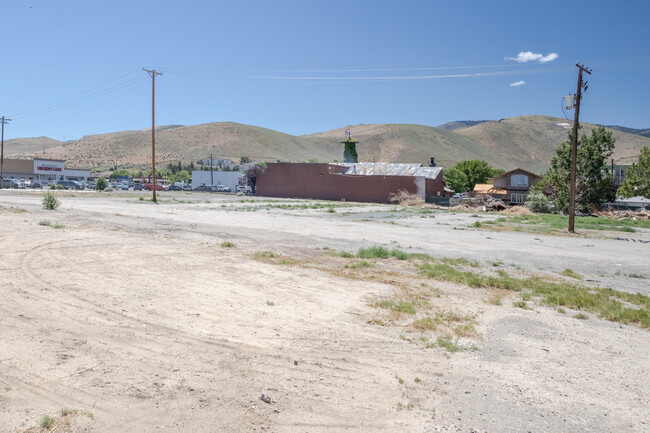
[256,163,446,203]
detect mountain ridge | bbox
[4,116,649,174]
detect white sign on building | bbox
[34,159,65,175]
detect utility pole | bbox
[210,153,214,186]
[1,116,11,185]
[568,64,591,233]
[143,68,163,202]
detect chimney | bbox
[429,157,436,167]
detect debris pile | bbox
[595,210,650,220]
[388,190,425,207]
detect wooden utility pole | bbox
[210,153,214,186]
[568,64,591,233]
[143,68,163,202]
[1,116,11,185]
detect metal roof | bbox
[335,162,443,179]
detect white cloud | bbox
[510,80,526,87]
[505,51,559,63]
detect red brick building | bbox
[256,162,450,203]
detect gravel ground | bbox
[1,189,648,432]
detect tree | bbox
[443,160,498,192]
[95,176,108,191]
[240,156,250,164]
[169,170,190,184]
[617,146,650,198]
[342,139,358,163]
[244,162,267,194]
[539,126,616,213]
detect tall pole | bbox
[210,153,214,186]
[143,68,162,202]
[568,64,591,233]
[1,116,11,185]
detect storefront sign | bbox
[34,160,64,174]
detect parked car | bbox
[236,185,251,194]
[216,185,231,192]
[168,185,183,191]
[1,178,20,188]
[120,184,129,190]
[55,179,83,190]
[143,183,165,191]
[133,183,143,191]
[193,184,213,192]
[182,185,193,191]
[30,181,43,189]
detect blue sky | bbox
[2,0,649,141]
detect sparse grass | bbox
[252,250,297,265]
[574,312,589,320]
[557,307,566,314]
[220,241,235,248]
[473,221,482,228]
[266,300,275,306]
[414,377,422,383]
[38,220,64,229]
[485,213,650,234]
[41,415,54,429]
[375,299,416,315]
[345,260,374,269]
[628,273,647,279]
[418,259,650,328]
[357,246,390,259]
[513,300,531,309]
[434,335,476,353]
[395,374,405,385]
[561,269,583,280]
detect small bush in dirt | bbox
[103,187,114,192]
[42,191,61,210]
[49,184,64,190]
[41,415,54,429]
[236,191,244,196]
[95,176,108,191]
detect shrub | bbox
[42,191,61,210]
[95,176,108,191]
[49,184,64,190]
[526,190,555,213]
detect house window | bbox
[510,174,528,187]
[511,193,526,203]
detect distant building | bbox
[489,168,542,204]
[256,162,450,203]
[191,170,243,191]
[1,158,90,183]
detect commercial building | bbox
[256,162,450,204]
[1,158,90,183]
[190,170,244,191]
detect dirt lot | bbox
[1,190,648,432]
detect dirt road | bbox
[1,190,648,432]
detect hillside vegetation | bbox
[5,116,650,173]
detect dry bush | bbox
[388,190,424,207]
[500,206,533,216]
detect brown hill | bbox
[7,116,650,173]
[454,115,649,173]
[2,136,64,157]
